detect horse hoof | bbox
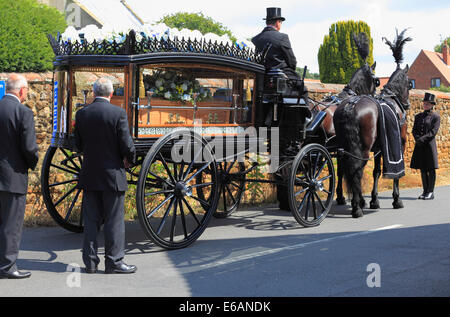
[336,197,346,205]
[370,200,380,209]
[393,200,404,209]
[352,209,364,218]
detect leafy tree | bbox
[0,0,67,72]
[318,21,374,84]
[434,36,450,53]
[157,12,236,42]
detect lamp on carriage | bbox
[76,89,90,108]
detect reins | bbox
[337,148,382,161]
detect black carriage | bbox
[42,31,336,249]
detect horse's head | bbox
[384,64,412,110]
[347,62,380,96]
[382,28,413,110]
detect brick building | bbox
[407,41,450,90]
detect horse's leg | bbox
[370,154,382,209]
[392,178,404,209]
[359,161,367,209]
[392,123,407,209]
[336,156,346,205]
[350,164,365,218]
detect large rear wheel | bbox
[136,130,220,249]
[41,146,84,233]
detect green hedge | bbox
[0,0,67,72]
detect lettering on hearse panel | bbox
[179,301,214,315]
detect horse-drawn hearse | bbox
[41,28,382,250]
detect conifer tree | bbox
[318,21,374,84]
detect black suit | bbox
[0,95,38,273]
[74,97,135,270]
[252,26,299,79]
[410,110,440,194]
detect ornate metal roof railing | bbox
[47,30,263,64]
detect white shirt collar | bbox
[94,96,110,102]
[5,93,21,103]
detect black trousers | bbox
[420,169,436,194]
[0,191,26,273]
[82,190,125,270]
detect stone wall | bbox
[305,81,450,174]
[1,73,449,225]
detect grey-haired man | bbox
[0,74,38,279]
[74,77,136,274]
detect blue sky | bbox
[125,0,450,77]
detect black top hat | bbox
[423,92,436,105]
[264,7,285,21]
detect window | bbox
[136,63,255,137]
[410,79,415,89]
[431,78,441,88]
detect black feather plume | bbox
[382,28,412,66]
[353,32,370,62]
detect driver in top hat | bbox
[252,7,301,83]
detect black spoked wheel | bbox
[196,160,246,218]
[288,144,335,227]
[136,130,220,249]
[41,146,84,233]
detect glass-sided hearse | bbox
[42,31,335,249]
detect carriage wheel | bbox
[136,130,220,249]
[288,144,335,227]
[196,161,246,218]
[41,146,84,233]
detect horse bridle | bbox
[381,87,410,112]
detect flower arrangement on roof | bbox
[60,23,254,51]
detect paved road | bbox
[1,186,449,297]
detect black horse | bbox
[333,29,412,218]
[311,32,379,206]
[277,33,379,210]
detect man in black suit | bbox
[410,92,441,200]
[0,74,39,279]
[74,77,136,274]
[252,7,300,82]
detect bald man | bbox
[0,74,38,279]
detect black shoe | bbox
[0,270,31,279]
[105,263,137,274]
[418,192,426,199]
[423,192,434,200]
[85,267,98,274]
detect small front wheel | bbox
[288,144,335,227]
